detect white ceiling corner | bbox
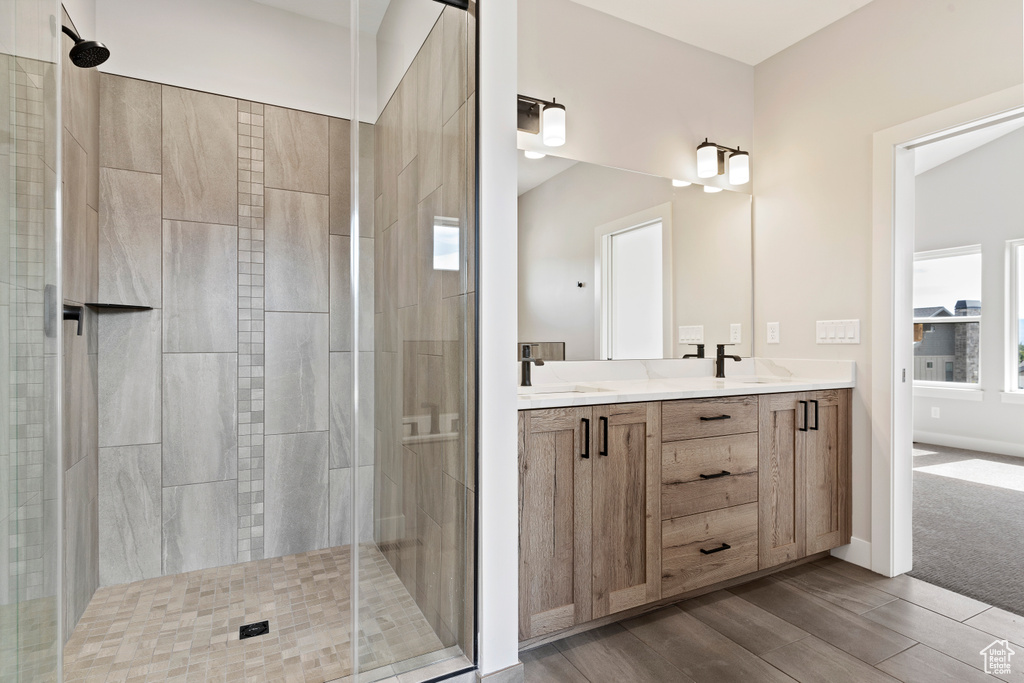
[250,0,392,34]
[566,0,876,65]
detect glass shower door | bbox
[0,0,64,680]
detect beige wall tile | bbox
[100,74,162,174]
[265,188,329,313]
[98,168,161,307]
[99,309,161,448]
[162,220,238,352]
[162,86,238,225]
[264,105,329,195]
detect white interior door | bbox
[607,221,664,359]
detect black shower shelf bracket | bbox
[85,303,154,312]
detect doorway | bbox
[872,89,1024,580]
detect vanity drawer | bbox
[662,396,758,441]
[661,502,758,598]
[661,433,758,519]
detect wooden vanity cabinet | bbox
[518,388,851,644]
[517,403,660,640]
[758,389,852,569]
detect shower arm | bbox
[61,25,83,43]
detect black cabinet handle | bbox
[700,414,732,422]
[700,543,732,555]
[699,470,731,480]
[581,418,590,459]
[599,416,608,456]
[810,399,820,431]
[63,305,83,336]
[798,401,808,432]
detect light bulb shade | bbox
[542,103,566,147]
[672,179,692,187]
[697,140,719,178]
[703,185,723,193]
[728,151,750,185]
[524,150,546,160]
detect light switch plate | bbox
[767,322,780,344]
[730,324,742,344]
[816,319,861,344]
[678,325,704,344]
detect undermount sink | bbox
[518,384,608,395]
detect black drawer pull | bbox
[699,414,732,422]
[810,399,820,431]
[798,401,809,432]
[581,418,590,459]
[599,416,608,456]
[699,470,731,480]
[700,543,732,555]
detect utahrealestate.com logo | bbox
[980,640,1015,675]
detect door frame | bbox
[594,203,674,360]
[870,85,1024,577]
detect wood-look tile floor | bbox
[523,557,1024,683]
[63,545,447,683]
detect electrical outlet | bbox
[767,322,780,344]
[931,407,940,419]
[730,324,742,344]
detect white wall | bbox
[752,0,1024,549]
[95,0,377,121]
[478,0,522,676]
[375,0,442,118]
[517,0,753,189]
[63,0,96,40]
[518,162,751,360]
[913,127,1024,455]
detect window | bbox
[1011,240,1024,391]
[913,246,982,385]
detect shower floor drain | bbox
[239,621,270,640]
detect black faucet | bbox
[682,344,705,359]
[715,343,742,378]
[521,344,545,387]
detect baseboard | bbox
[830,536,871,569]
[914,431,1024,459]
[477,662,524,683]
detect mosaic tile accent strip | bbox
[62,545,446,683]
[6,57,48,603]
[237,101,266,563]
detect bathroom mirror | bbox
[518,155,753,360]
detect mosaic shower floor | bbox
[63,545,453,683]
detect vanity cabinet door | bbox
[758,393,807,569]
[590,402,661,619]
[518,408,593,640]
[804,389,852,555]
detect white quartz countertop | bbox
[517,358,855,410]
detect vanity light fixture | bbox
[696,138,750,185]
[518,94,567,147]
[524,150,547,160]
[703,185,723,193]
[672,179,692,187]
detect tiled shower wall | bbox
[96,74,375,586]
[375,6,477,657]
[61,8,101,641]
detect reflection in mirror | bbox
[518,155,753,360]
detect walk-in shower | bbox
[2,1,477,681]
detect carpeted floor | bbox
[910,443,1024,617]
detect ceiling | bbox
[518,154,579,196]
[915,117,1024,176]
[251,0,391,34]
[567,0,876,65]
